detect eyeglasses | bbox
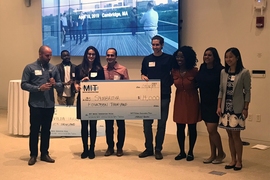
[88,53,96,56]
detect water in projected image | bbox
[42,0,179,56]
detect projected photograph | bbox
[42,0,179,56]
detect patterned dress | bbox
[219,73,245,130]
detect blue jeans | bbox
[143,97,170,152]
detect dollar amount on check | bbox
[80,80,160,120]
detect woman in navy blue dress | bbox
[197,47,225,164]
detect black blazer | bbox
[75,64,105,119]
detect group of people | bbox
[21,35,251,171]
[60,11,89,47]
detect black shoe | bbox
[40,155,55,163]
[104,148,114,156]
[88,150,95,159]
[81,151,88,159]
[28,156,37,166]
[116,149,123,157]
[234,164,242,171]
[175,153,186,160]
[225,164,236,169]
[186,154,194,161]
[138,149,154,158]
[155,150,163,160]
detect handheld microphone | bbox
[48,70,53,82]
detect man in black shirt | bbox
[139,35,173,160]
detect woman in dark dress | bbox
[197,47,226,164]
[74,46,105,159]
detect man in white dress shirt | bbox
[140,1,159,44]
[56,50,76,105]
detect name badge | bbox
[90,72,97,78]
[35,70,42,75]
[72,73,75,77]
[114,75,120,80]
[149,62,155,67]
[230,75,235,81]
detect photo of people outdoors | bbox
[42,0,179,56]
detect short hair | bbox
[38,45,50,54]
[61,50,69,56]
[106,48,117,57]
[173,46,198,70]
[152,35,164,45]
[147,1,155,8]
[224,47,244,74]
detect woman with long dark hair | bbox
[74,46,105,159]
[197,47,226,164]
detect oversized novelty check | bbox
[80,80,160,120]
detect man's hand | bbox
[141,75,149,81]
[48,78,56,86]
[65,80,73,85]
[40,83,52,91]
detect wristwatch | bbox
[38,87,41,91]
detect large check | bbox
[80,80,160,120]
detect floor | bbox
[0,108,270,180]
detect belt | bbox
[145,29,156,31]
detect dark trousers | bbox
[29,106,54,157]
[105,120,125,149]
[75,30,82,44]
[81,120,97,152]
[131,21,137,35]
[143,97,170,152]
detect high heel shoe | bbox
[225,164,236,169]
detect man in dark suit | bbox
[56,50,77,105]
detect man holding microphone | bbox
[21,45,62,165]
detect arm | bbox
[52,66,62,91]
[123,68,129,80]
[21,65,39,92]
[216,70,224,116]
[242,70,251,118]
[141,58,149,81]
[216,98,222,117]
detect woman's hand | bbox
[75,83,80,92]
[216,107,222,117]
[81,77,90,82]
[242,109,248,120]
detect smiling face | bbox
[225,51,238,68]
[176,51,185,67]
[87,49,96,62]
[203,50,214,65]
[151,39,163,54]
[61,51,70,64]
[106,49,117,64]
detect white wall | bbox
[0,0,269,142]
[181,0,270,142]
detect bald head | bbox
[39,45,52,65]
